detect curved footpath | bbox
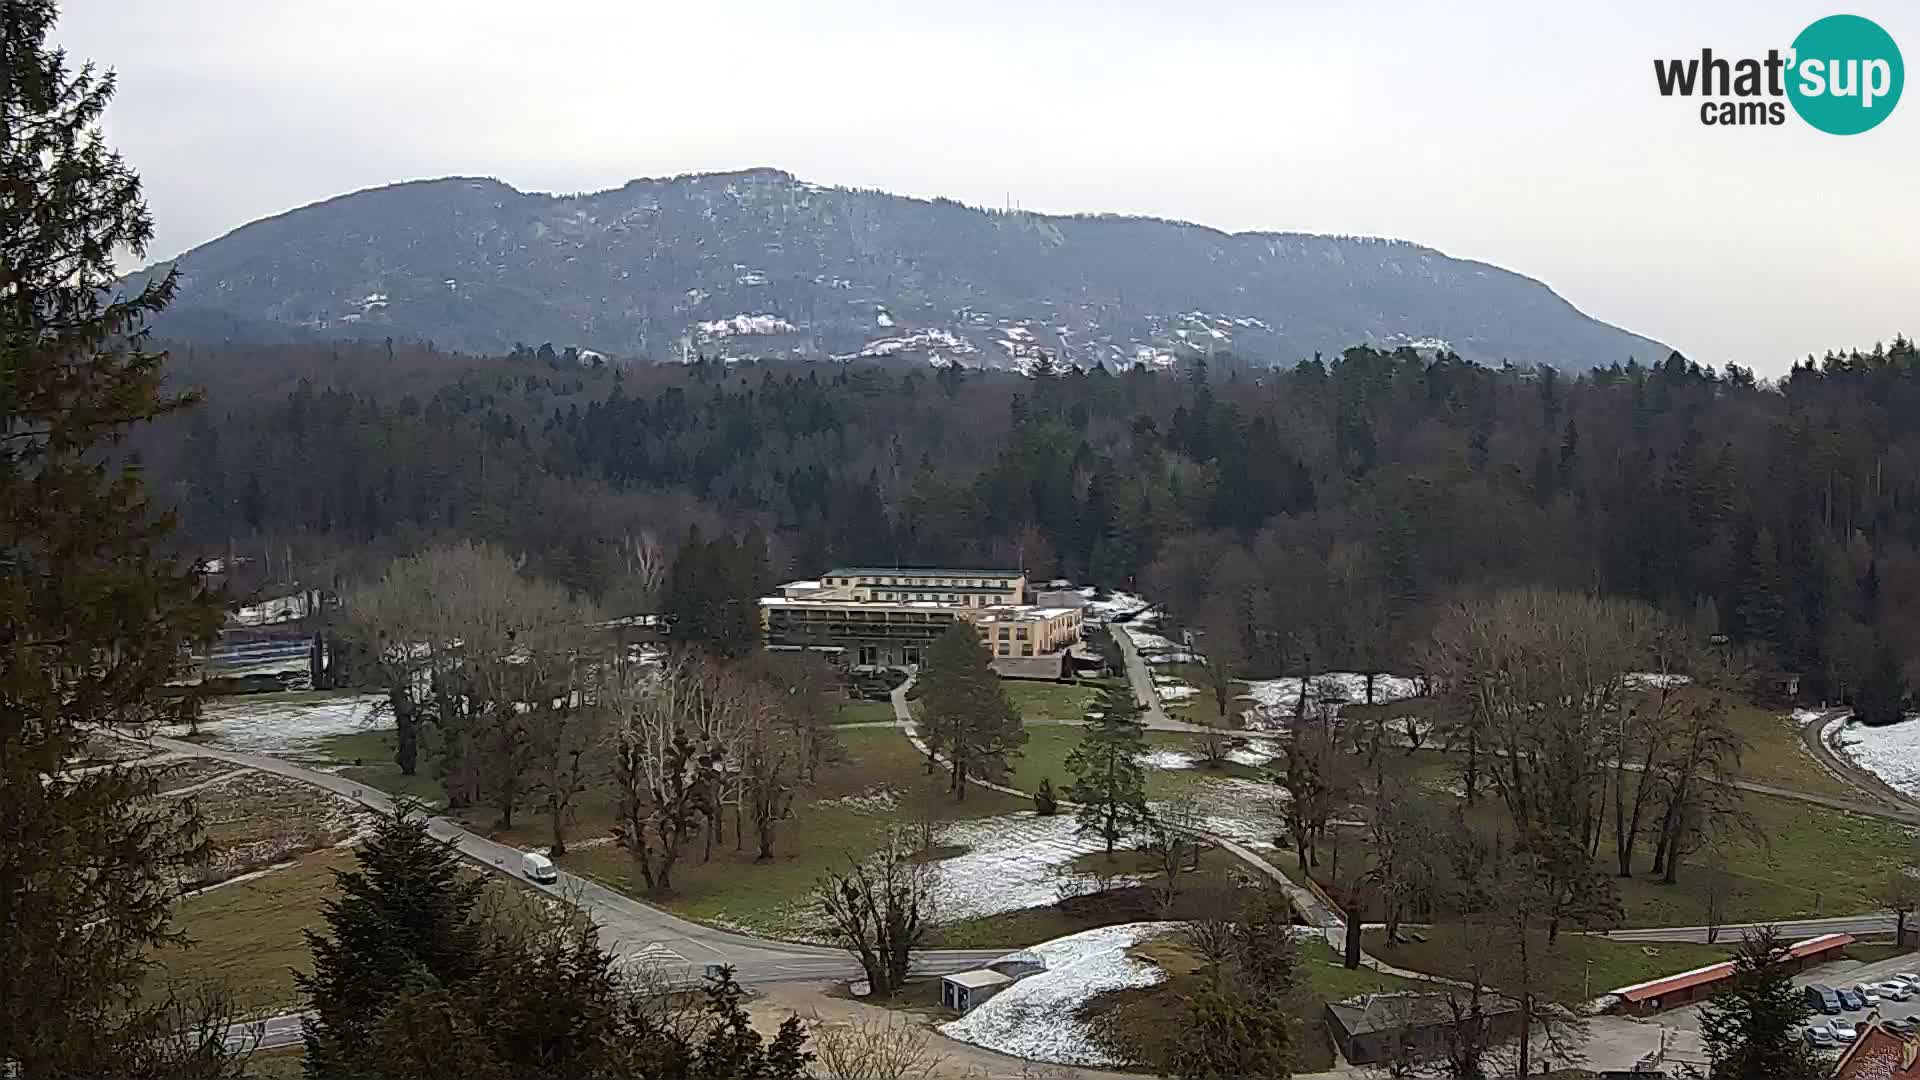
[136,733,1008,1050]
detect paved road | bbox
[141,735,1011,1048]
[1607,914,1899,945]
[1109,622,1230,735]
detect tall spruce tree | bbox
[0,2,231,1073]
[299,804,486,1075]
[1854,638,1909,726]
[918,621,1026,798]
[1696,927,1823,1080]
[1065,681,1153,858]
[301,806,813,1079]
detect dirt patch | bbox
[181,770,368,885]
[154,758,244,793]
[75,734,163,766]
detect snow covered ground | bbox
[1076,588,1151,622]
[1832,718,1920,800]
[939,922,1173,1066]
[1154,676,1200,702]
[1239,672,1422,728]
[1159,776,1286,850]
[177,693,387,759]
[1137,748,1199,770]
[1122,626,1194,660]
[927,814,1151,921]
[1137,739,1279,773]
[1624,672,1693,690]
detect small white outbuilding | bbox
[941,969,1013,1013]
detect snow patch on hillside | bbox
[177,693,387,760]
[1240,673,1422,725]
[928,814,1150,921]
[1832,718,1920,800]
[696,313,795,337]
[939,922,1172,1066]
[843,328,977,360]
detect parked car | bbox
[1878,981,1913,1002]
[1895,971,1920,989]
[1805,1025,1837,1048]
[1807,985,1843,1015]
[1838,986,1868,1011]
[1884,1017,1916,1035]
[1854,983,1883,1005]
[521,850,558,884]
[1831,1020,1861,1042]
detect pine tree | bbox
[1697,927,1823,1080]
[0,2,230,1071]
[299,804,486,1075]
[919,622,1026,799]
[1854,638,1909,726]
[1168,989,1293,1079]
[1065,682,1153,858]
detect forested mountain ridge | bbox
[131,168,1666,371]
[148,337,1920,704]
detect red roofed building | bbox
[1831,1019,1920,1079]
[1609,933,1855,1016]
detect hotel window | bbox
[1016,627,1029,639]
[1021,644,1034,656]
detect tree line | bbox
[143,331,1920,711]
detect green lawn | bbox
[1155,662,1246,728]
[1348,688,1859,801]
[1081,930,1414,1074]
[1328,751,1918,929]
[1362,926,1733,1002]
[313,728,449,807]
[1846,938,1918,966]
[1300,937,1422,1000]
[246,1047,306,1079]
[149,847,355,1013]
[833,699,896,726]
[1610,791,1917,927]
[1003,680,1101,724]
[1002,725,1264,797]
[1716,694,1857,798]
[314,720,1031,939]
[560,726,1024,937]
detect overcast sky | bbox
[58,0,1919,374]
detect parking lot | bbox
[1600,948,1920,1072]
[1796,951,1920,1049]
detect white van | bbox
[521,851,558,884]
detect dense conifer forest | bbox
[143,336,1920,700]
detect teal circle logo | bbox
[1787,14,1903,134]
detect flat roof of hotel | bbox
[825,568,1024,578]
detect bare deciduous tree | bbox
[1279,700,1351,872]
[743,683,799,861]
[762,651,842,785]
[607,654,719,891]
[1144,781,1205,915]
[816,830,937,999]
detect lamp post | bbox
[1585,959,1594,1001]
